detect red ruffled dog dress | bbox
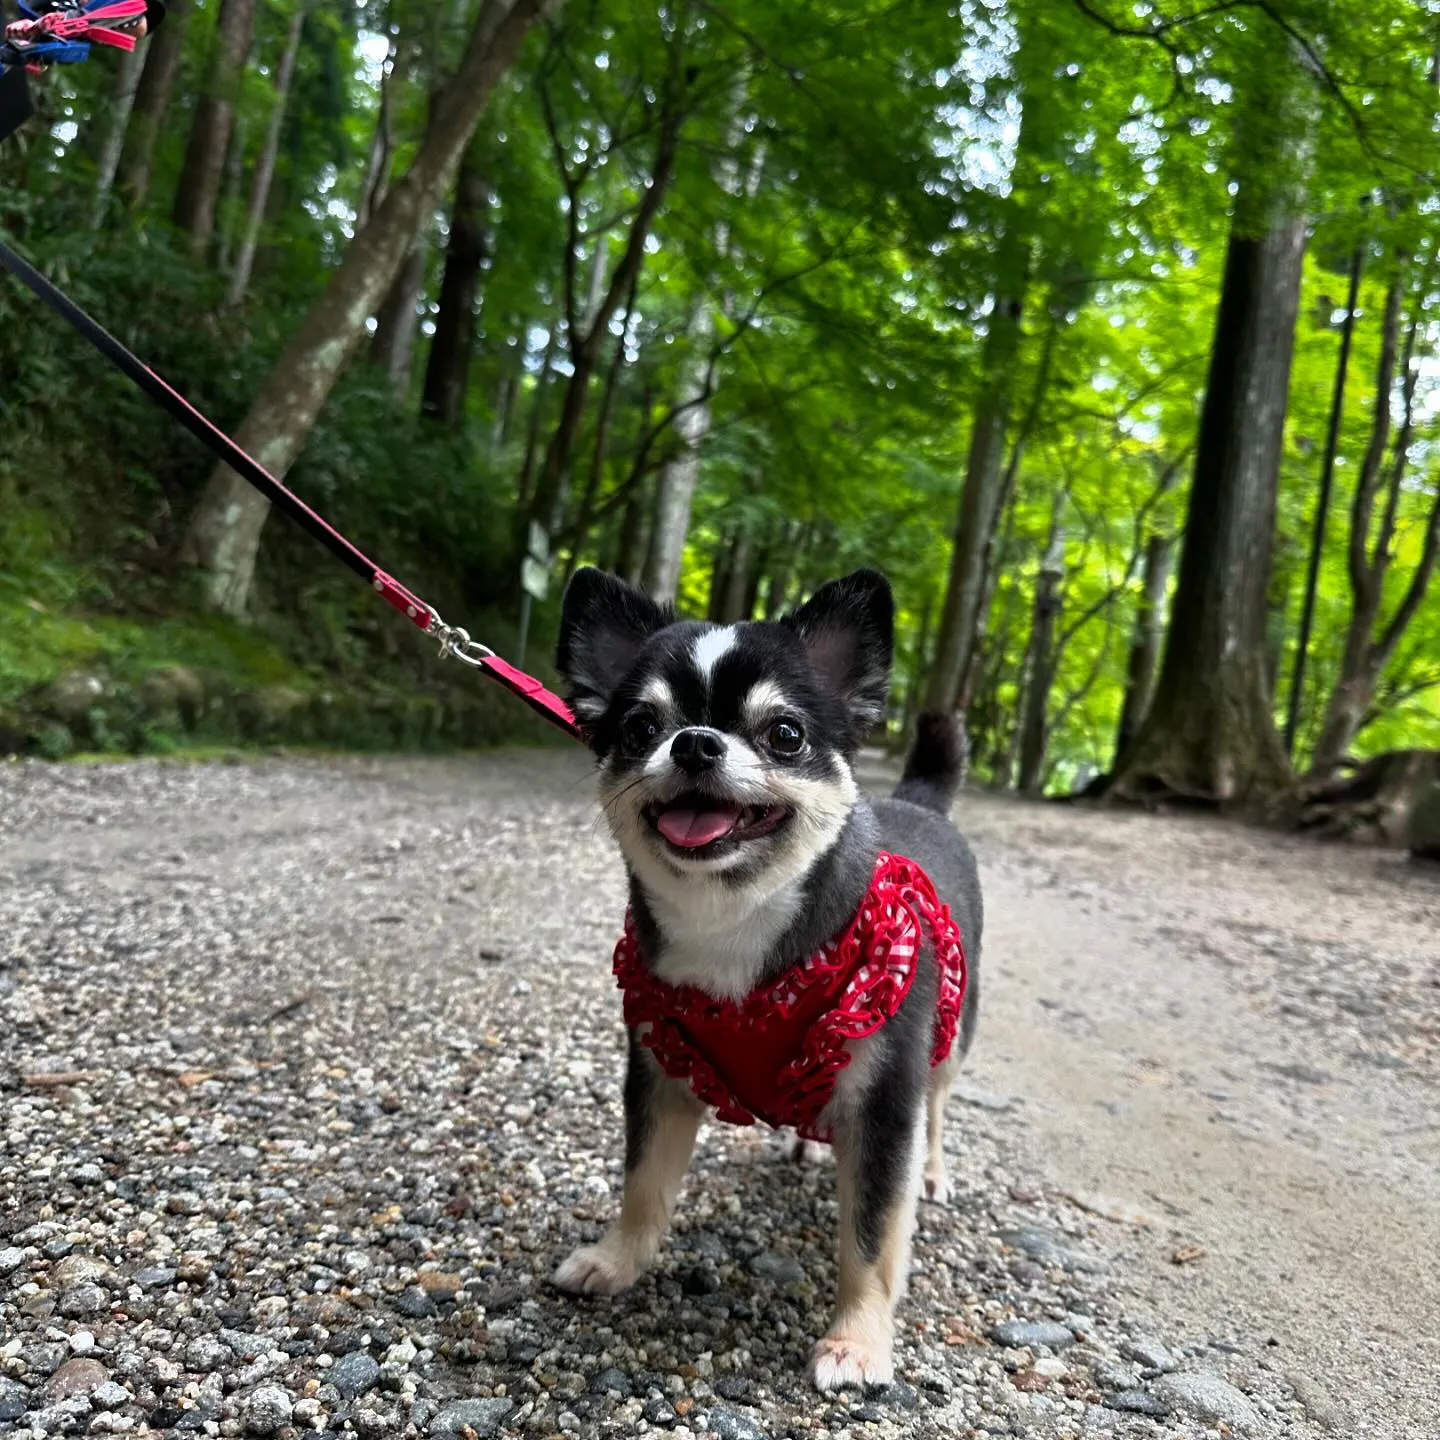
[612,852,968,1143]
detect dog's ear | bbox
[783,569,894,730]
[556,568,673,724]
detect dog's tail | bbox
[892,711,968,814]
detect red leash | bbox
[0,236,583,743]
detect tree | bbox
[180,0,555,616]
[226,2,308,307]
[1107,50,1317,805]
[118,0,191,211]
[172,0,259,256]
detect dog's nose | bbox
[670,727,727,774]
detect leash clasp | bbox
[430,617,495,669]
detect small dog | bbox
[551,566,983,1391]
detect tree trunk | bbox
[172,0,258,257]
[762,521,800,619]
[180,0,554,616]
[922,271,1028,711]
[119,0,190,211]
[708,530,735,622]
[719,521,755,622]
[492,364,519,448]
[91,41,147,232]
[613,469,653,587]
[643,307,714,602]
[1114,521,1177,763]
[1311,252,1440,775]
[1283,242,1362,755]
[515,328,559,515]
[900,591,935,744]
[420,138,490,426]
[370,240,428,396]
[225,3,306,307]
[1017,522,1064,795]
[526,85,684,548]
[1107,68,1314,805]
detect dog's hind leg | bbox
[922,1052,961,1205]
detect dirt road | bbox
[1,750,1435,1439]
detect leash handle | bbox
[0,236,585,744]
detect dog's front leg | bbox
[554,1034,703,1296]
[811,1061,926,1391]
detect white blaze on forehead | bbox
[691,625,738,679]
[639,675,675,710]
[742,678,789,725]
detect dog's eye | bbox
[621,709,661,754]
[766,719,805,755]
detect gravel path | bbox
[1,750,1436,1440]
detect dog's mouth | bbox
[645,793,793,854]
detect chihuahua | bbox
[551,566,983,1391]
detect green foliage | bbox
[1,0,1438,779]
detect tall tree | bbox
[1311,258,1440,775]
[172,0,259,257]
[421,138,490,426]
[180,0,555,616]
[1108,51,1317,804]
[226,2,307,307]
[118,0,191,211]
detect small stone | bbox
[0,1246,25,1275]
[45,1357,109,1399]
[1107,1389,1170,1417]
[384,1338,417,1367]
[590,1367,632,1397]
[1153,1371,1266,1433]
[714,1376,753,1402]
[1120,1335,1177,1373]
[872,1382,919,1410]
[187,1336,234,1372]
[1093,1360,1143,1391]
[428,1396,516,1435]
[394,1286,437,1319]
[244,1384,294,1435]
[41,1238,74,1261]
[680,1266,720,1296]
[709,1406,769,1440]
[644,1395,678,1426]
[508,1340,541,1365]
[1033,1357,1068,1378]
[988,1320,1076,1350]
[747,1251,805,1286]
[329,1351,381,1399]
[998,1227,1108,1274]
[133,1266,177,1290]
[851,1404,885,1421]
[355,1408,393,1440]
[23,1341,69,1375]
[69,1331,96,1354]
[416,1270,463,1300]
[56,1281,106,1318]
[91,1381,131,1411]
[0,1376,33,1422]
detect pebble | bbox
[999,1227,1109,1275]
[329,1350,381,1398]
[1119,1334,1176,1373]
[92,1381,132,1410]
[68,1330,96,1354]
[989,1320,1076,1350]
[243,1383,294,1435]
[186,1335,234,1372]
[1153,1371,1266,1433]
[747,1251,806,1286]
[51,1254,108,1287]
[1106,1389,1170,1417]
[0,1377,32,1422]
[645,1396,679,1425]
[0,1246,26,1275]
[709,1406,770,1440]
[428,1396,516,1434]
[590,1366,632,1396]
[133,1266,177,1289]
[56,1281,106,1318]
[44,1357,109,1399]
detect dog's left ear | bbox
[784,569,894,729]
[556,568,673,726]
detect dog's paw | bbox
[810,1332,895,1391]
[923,1169,952,1205]
[552,1240,642,1296]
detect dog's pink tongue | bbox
[656,804,742,848]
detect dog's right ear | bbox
[556,568,673,725]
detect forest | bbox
[1,0,1438,847]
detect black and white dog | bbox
[552,566,983,1391]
